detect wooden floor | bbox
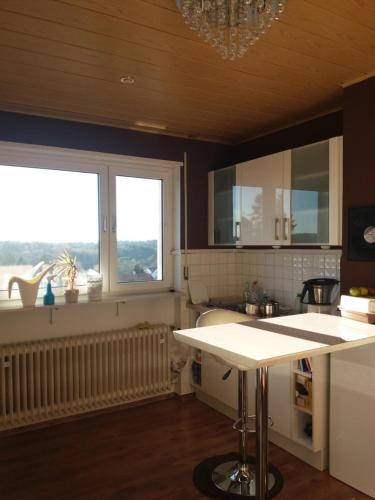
[0,396,370,500]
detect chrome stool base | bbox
[212,459,277,497]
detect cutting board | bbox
[188,280,209,304]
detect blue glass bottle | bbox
[43,276,55,306]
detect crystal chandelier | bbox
[176,0,288,60]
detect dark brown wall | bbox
[228,111,343,166]
[0,111,230,249]
[341,77,375,292]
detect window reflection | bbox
[291,141,329,244]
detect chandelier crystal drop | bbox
[176,0,288,60]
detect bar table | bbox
[174,312,375,500]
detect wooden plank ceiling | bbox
[0,0,374,143]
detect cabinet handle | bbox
[274,218,280,240]
[235,222,241,241]
[283,217,289,241]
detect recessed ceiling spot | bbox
[120,75,135,84]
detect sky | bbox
[0,165,161,243]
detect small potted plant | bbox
[55,250,79,303]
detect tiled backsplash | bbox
[174,249,341,309]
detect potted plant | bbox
[55,250,79,304]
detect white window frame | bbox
[108,160,175,294]
[0,142,181,300]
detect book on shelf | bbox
[295,374,313,411]
[297,357,312,374]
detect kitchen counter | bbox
[174,313,375,499]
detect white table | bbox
[174,313,375,499]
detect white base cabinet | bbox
[196,353,329,471]
[330,345,375,498]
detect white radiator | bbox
[0,324,171,430]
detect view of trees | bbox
[0,240,159,283]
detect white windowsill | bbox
[0,290,182,315]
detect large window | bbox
[0,143,179,299]
[0,166,99,291]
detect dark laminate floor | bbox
[0,395,370,500]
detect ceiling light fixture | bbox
[176,0,288,60]
[120,75,135,84]
[135,121,167,131]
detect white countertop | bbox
[174,313,375,369]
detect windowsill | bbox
[0,290,182,314]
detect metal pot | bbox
[260,301,279,317]
[246,304,260,316]
[246,303,261,316]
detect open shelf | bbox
[291,355,329,460]
[293,404,313,415]
[293,434,313,450]
[293,369,312,379]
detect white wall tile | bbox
[303,256,313,268]
[265,254,275,266]
[283,255,292,267]
[274,266,283,278]
[314,255,325,268]
[258,265,266,277]
[264,266,274,278]
[248,253,257,264]
[177,249,341,307]
[256,253,265,265]
[274,254,283,266]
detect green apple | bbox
[349,287,361,297]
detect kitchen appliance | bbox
[300,278,339,314]
[300,278,339,305]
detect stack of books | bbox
[297,357,312,374]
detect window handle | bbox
[112,215,117,233]
[102,215,108,232]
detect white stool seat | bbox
[196,309,252,369]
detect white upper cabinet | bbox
[236,151,291,246]
[289,137,342,246]
[208,136,342,247]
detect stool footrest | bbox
[232,415,273,433]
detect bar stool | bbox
[194,309,282,498]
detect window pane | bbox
[116,176,163,283]
[0,165,99,291]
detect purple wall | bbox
[0,111,230,249]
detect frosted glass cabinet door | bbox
[290,137,342,245]
[208,166,236,245]
[236,152,288,245]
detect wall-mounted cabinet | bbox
[236,151,290,246]
[208,165,237,245]
[208,137,343,247]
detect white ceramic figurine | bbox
[8,262,55,307]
